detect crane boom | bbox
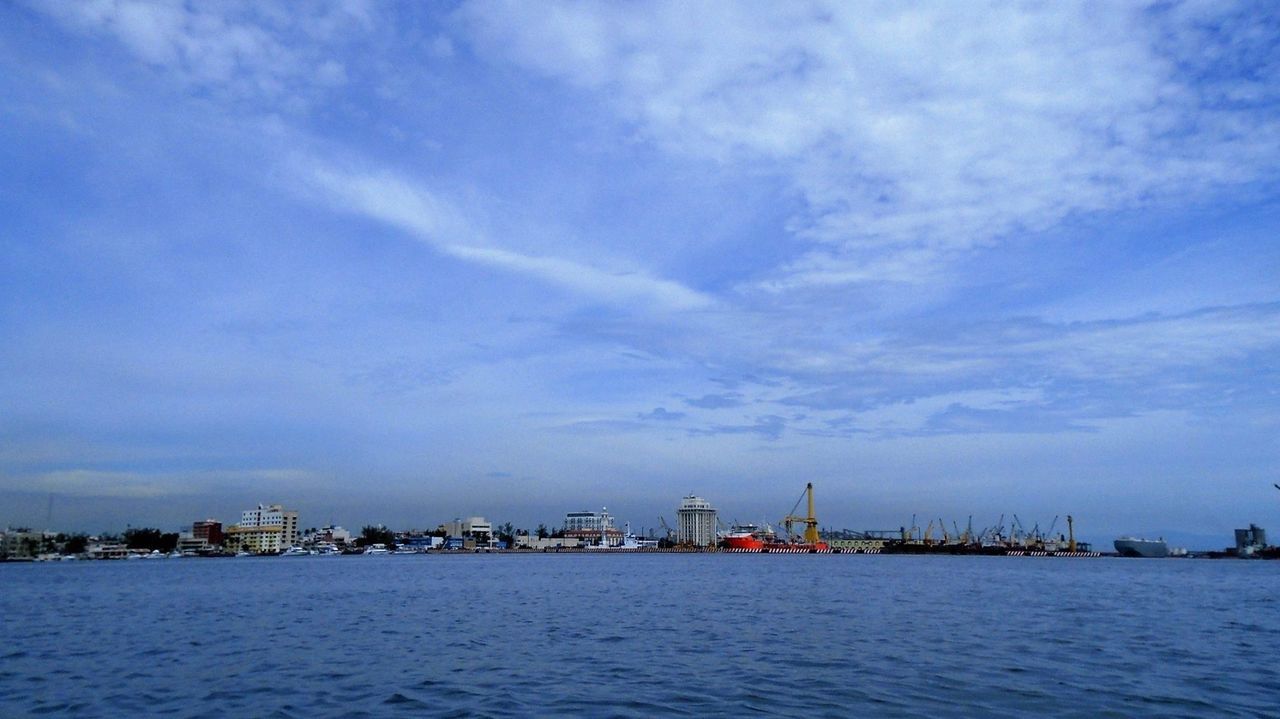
[781,482,822,545]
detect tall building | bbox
[240,504,299,546]
[225,503,299,554]
[676,495,717,547]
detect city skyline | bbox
[3,2,1279,545]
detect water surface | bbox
[2,554,1276,717]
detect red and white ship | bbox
[723,523,771,550]
[722,483,831,552]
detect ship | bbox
[722,483,830,553]
[1114,536,1169,558]
[722,523,770,551]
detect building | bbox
[224,503,299,554]
[399,535,443,550]
[563,528,625,547]
[86,541,129,560]
[192,519,223,547]
[1236,524,1268,553]
[306,525,352,546]
[2,529,47,559]
[676,495,717,547]
[240,504,299,546]
[439,517,493,541]
[563,510,614,533]
[225,524,284,554]
[514,535,581,549]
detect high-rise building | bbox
[676,495,717,547]
[226,503,299,554]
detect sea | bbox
[2,553,1277,718]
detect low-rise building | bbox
[514,535,583,549]
[2,529,47,559]
[86,541,129,560]
[192,519,223,547]
[562,528,625,547]
[307,525,352,546]
[399,535,443,550]
[225,524,284,554]
[438,516,493,540]
[563,510,614,533]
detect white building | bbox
[563,509,615,533]
[439,516,493,540]
[225,503,299,554]
[305,525,352,546]
[239,503,300,547]
[676,495,717,547]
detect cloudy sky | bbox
[2,1,1278,545]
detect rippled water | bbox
[2,554,1277,717]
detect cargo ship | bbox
[722,483,830,552]
[1113,536,1169,558]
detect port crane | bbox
[781,482,822,545]
[658,516,674,543]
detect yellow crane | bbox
[782,482,822,545]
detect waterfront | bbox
[2,555,1277,717]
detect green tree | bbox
[536,523,549,539]
[496,522,515,546]
[62,533,89,555]
[123,528,179,552]
[357,525,394,547]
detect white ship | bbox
[1114,536,1169,558]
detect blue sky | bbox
[2,1,1278,546]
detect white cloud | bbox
[29,0,374,103]
[302,162,714,311]
[459,1,1280,288]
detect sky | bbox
[2,1,1278,547]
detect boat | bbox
[363,543,390,555]
[722,523,770,550]
[280,546,310,557]
[1114,536,1169,558]
[724,484,831,552]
